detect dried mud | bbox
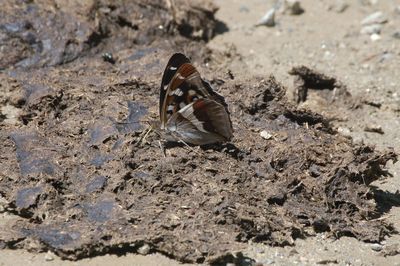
[0,0,397,264]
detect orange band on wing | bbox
[169,63,198,89]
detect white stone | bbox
[44,251,55,261]
[370,243,383,251]
[361,11,387,25]
[256,8,276,27]
[260,130,273,140]
[370,33,381,41]
[360,24,382,35]
[337,127,351,137]
[137,243,151,255]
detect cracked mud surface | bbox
[0,0,399,265]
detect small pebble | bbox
[259,259,275,265]
[256,8,276,27]
[370,33,381,41]
[395,6,400,15]
[360,24,382,35]
[289,248,299,256]
[102,52,116,64]
[239,5,250,13]
[260,130,273,140]
[330,0,349,13]
[392,31,400,39]
[44,251,54,261]
[285,0,304,15]
[337,127,351,137]
[317,258,338,264]
[361,11,387,25]
[370,243,383,252]
[364,125,384,134]
[137,243,151,255]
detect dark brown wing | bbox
[166,99,233,145]
[160,53,233,144]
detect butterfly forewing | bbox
[159,53,190,117]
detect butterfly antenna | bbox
[166,0,177,22]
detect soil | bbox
[0,0,399,265]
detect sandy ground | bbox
[208,0,400,265]
[1,0,400,265]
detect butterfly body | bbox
[159,53,233,145]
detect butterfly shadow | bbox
[215,19,229,36]
[372,185,400,215]
[200,142,245,160]
[161,140,244,161]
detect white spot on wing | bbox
[169,88,184,96]
[174,88,183,96]
[170,66,177,70]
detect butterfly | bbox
[159,53,233,145]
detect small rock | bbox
[370,33,381,41]
[381,243,400,257]
[380,52,393,62]
[137,243,151,255]
[280,0,304,15]
[330,0,349,13]
[256,8,276,27]
[361,11,387,25]
[260,130,273,140]
[0,197,8,212]
[289,248,299,256]
[44,251,54,261]
[395,6,400,15]
[286,0,304,15]
[259,259,275,265]
[370,243,383,252]
[364,124,384,134]
[102,52,116,64]
[299,256,308,262]
[337,127,351,137]
[360,24,382,35]
[255,247,265,254]
[362,100,382,108]
[392,31,400,39]
[317,259,338,264]
[239,5,250,13]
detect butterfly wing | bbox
[160,53,191,119]
[160,53,233,144]
[166,98,233,145]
